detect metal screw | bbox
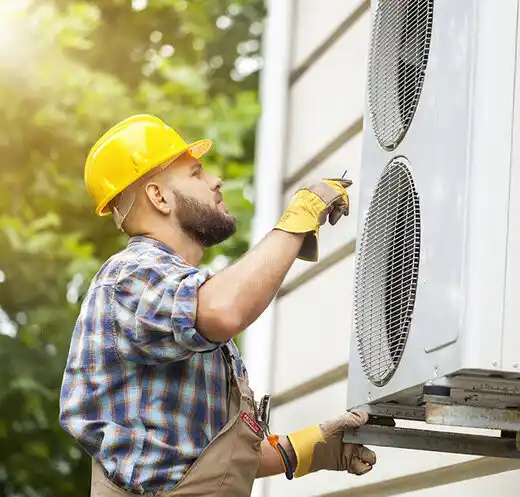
[513,362,519,369]
[492,360,498,367]
[433,365,439,377]
[367,393,372,401]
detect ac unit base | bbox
[345,373,520,459]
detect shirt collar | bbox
[127,236,202,269]
[127,235,175,256]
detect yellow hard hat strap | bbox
[110,159,173,231]
[112,188,136,231]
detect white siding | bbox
[291,0,368,69]
[273,256,354,395]
[286,12,370,178]
[396,470,520,497]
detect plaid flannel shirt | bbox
[59,236,246,494]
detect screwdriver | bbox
[325,169,351,224]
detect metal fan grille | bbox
[354,158,420,387]
[368,0,434,150]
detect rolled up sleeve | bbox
[113,264,222,363]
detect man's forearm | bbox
[256,436,298,479]
[196,229,304,341]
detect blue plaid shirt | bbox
[59,236,246,494]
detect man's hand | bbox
[287,411,376,477]
[274,178,353,261]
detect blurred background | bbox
[0,1,264,495]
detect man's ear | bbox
[144,182,172,215]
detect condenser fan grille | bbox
[354,158,420,387]
[368,0,434,150]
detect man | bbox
[59,114,376,497]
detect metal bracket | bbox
[354,403,426,421]
[425,403,520,431]
[356,402,520,431]
[347,401,520,458]
[432,375,520,397]
[343,424,520,459]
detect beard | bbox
[172,188,237,247]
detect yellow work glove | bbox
[274,178,353,262]
[287,411,376,477]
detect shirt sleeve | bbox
[112,264,222,363]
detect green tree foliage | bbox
[0,1,264,495]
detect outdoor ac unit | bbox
[345,0,520,455]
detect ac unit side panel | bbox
[460,0,519,372]
[404,0,479,356]
[502,2,520,374]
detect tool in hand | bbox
[327,169,351,221]
[258,394,294,480]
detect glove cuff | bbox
[287,425,324,477]
[298,231,319,261]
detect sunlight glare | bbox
[0,0,31,61]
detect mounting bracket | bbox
[344,377,520,458]
[343,423,520,459]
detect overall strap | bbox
[220,342,240,386]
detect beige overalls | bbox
[90,345,265,497]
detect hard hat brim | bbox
[187,138,213,160]
[96,138,213,216]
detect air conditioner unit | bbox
[345,0,520,457]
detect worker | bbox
[59,114,376,497]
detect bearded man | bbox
[59,115,376,497]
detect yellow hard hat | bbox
[84,114,212,216]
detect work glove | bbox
[274,178,352,262]
[287,411,376,477]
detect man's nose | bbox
[212,175,223,190]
